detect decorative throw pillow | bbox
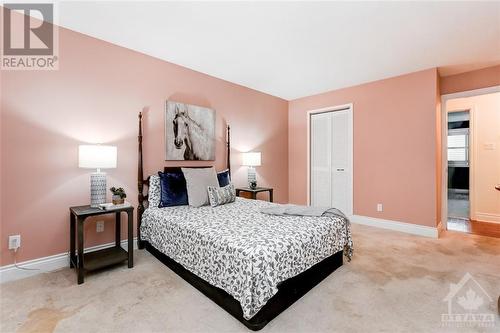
[148,175,161,208]
[217,169,231,187]
[158,171,188,207]
[208,184,236,207]
[181,167,219,207]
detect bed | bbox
[136,112,353,330]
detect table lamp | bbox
[79,145,117,207]
[242,152,261,189]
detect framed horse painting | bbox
[165,101,216,161]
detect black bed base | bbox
[144,242,343,331]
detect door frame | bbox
[307,103,353,216]
[440,85,500,229]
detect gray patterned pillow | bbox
[148,175,161,208]
[207,184,236,207]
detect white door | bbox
[331,110,350,213]
[310,108,352,214]
[310,112,332,207]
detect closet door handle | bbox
[336,168,345,171]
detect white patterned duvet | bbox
[140,197,353,319]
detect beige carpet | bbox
[1,224,499,333]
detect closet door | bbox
[310,108,351,214]
[331,110,349,213]
[310,112,332,207]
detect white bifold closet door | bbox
[310,109,351,214]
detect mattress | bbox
[140,197,353,319]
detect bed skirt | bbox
[144,242,343,331]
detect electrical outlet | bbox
[377,203,383,212]
[96,221,104,233]
[8,235,21,250]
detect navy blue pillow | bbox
[158,171,188,207]
[217,169,231,187]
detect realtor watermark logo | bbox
[1,2,58,70]
[441,273,496,328]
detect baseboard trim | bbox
[0,238,138,284]
[474,213,500,224]
[437,220,445,238]
[350,215,439,238]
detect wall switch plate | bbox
[96,221,104,233]
[483,143,496,150]
[8,235,21,250]
[377,204,383,212]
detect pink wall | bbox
[440,65,500,95]
[289,69,440,227]
[0,27,288,265]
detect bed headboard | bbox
[136,112,231,249]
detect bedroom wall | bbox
[440,65,500,95]
[288,69,440,227]
[0,26,289,265]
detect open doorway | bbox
[442,87,500,238]
[447,110,470,232]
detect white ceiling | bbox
[55,1,500,100]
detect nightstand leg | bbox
[127,211,133,268]
[70,213,76,268]
[270,190,274,203]
[77,218,84,284]
[115,212,121,247]
[251,192,257,200]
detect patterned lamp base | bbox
[247,166,257,188]
[90,172,107,207]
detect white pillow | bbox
[181,167,219,207]
[148,175,161,208]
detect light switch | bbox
[483,143,496,150]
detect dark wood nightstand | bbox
[69,204,134,284]
[236,187,273,202]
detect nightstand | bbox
[69,205,134,284]
[235,187,273,202]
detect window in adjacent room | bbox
[447,111,470,167]
[447,133,469,164]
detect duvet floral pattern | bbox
[140,197,353,320]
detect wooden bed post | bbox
[137,112,145,249]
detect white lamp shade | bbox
[78,145,117,169]
[242,152,261,166]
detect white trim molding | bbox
[0,238,138,284]
[350,215,439,238]
[437,220,445,238]
[475,213,500,224]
